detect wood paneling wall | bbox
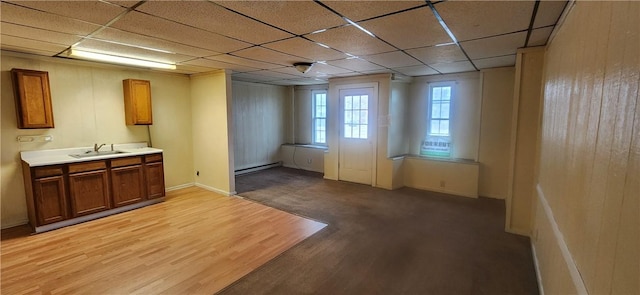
[232,81,290,171]
[534,1,639,294]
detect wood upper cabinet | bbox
[11,69,54,129]
[68,161,111,217]
[111,157,145,207]
[123,79,153,125]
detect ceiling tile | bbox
[109,11,251,53]
[394,65,439,76]
[232,46,307,67]
[460,32,527,60]
[322,1,426,22]
[1,2,101,36]
[406,44,467,64]
[92,28,220,58]
[181,58,260,73]
[306,25,396,56]
[474,55,516,69]
[174,63,220,75]
[76,39,195,64]
[207,54,283,70]
[214,1,346,35]
[362,51,421,68]
[0,35,68,55]
[361,6,452,49]
[136,1,293,45]
[1,23,83,46]
[430,60,476,74]
[528,27,554,47]
[102,1,140,8]
[534,1,567,28]
[327,58,386,72]
[232,72,280,83]
[435,1,534,41]
[249,70,303,80]
[4,0,126,25]
[263,37,347,61]
[311,63,354,75]
[272,66,311,77]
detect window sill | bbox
[282,143,328,150]
[390,154,478,165]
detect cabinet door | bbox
[145,162,165,199]
[11,69,54,129]
[69,170,110,217]
[33,175,68,225]
[111,165,145,207]
[123,79,152,125]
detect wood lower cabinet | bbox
[111,157,145,207]
[33,175,67,225]
[22,152,165,232]
[69,169,111,217]
[145,154,165,199]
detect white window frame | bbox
[427,82,454,137]
[312,90,327,145]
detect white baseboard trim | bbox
[1,219,29,229]
[505,227,530,237]
[165,183,194,192]
[531,240,545,295]
[194,183,236,196]
[536,184,588,295]
[235,162,282,176]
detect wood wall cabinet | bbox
[145,154,165,199]
[111,157,145,207]
[11,68,55,129]
[123,79,153,125]
[68,161,111,217]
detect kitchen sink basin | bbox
[69,150,126,158]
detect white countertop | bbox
[21,142,163,167]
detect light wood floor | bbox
[1,186,326,294]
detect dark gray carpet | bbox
[219,167,539,295]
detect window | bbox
[312,90,327,145]
[421,82,453,157]
[343,94,368,139]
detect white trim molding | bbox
[165,183,194,192]
[195,183,237,196]
[536,184,588,295]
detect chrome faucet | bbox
[94,143,106,152]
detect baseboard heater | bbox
[235,161,282,176]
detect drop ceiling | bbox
[0,0,567,85]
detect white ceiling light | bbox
[65,48,176,70]
[293,62,314,74]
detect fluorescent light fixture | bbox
[344,18,375,38]
[316,42,331,49]
[310,28,327,34]
[84,38,175,54]
[66,48,176,70]
[435,42,456,47]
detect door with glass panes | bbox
[338,87,376,185]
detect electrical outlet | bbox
[196,171,200,176]
[440,180,446,188]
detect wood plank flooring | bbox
[1,186,326,294]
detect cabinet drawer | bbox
[145,153,162,163]
[68,161,107,174]
[34,166,63,178]
[111,156,142,168]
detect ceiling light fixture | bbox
[344,18,376,38]
[293,62,314,74]
[65,48,176,70]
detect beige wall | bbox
[281,145,324,173]
[477,67,516,199]
[191,70,235,195]
[232,81,289,170]
[403,157,479,198]
[506,47,545,235]
[533,1,639,294]
[1,53,194,228]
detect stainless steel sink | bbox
[69,150,126,158]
